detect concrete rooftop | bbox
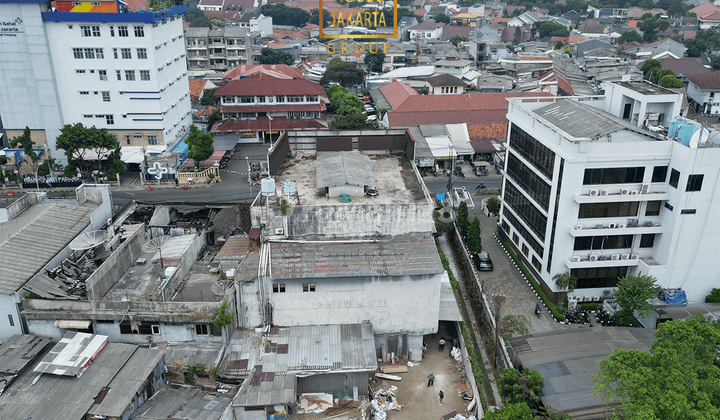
[273,154,426,206]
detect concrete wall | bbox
[238,278,263,329]
[0,292,23,341]
[0,193,36,223]
[328,184,364,198]
[22,298,220,322]
[86,224,147,300]
[251,203,435,238]
[297,372,370,396]
[269,274,442,335]
[161,232,207,301]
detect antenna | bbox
[212,279,234,297]
[69,230,108,251]
[142,236,173,270]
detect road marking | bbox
[130,176,139,186]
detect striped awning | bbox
[54,320,91,329]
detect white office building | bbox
[501,81,720,304]
[0,0,192,161]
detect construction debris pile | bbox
[367,385,402,420]
[298,393,334,414]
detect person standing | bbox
[439,338,446,351]
[427,373,434,387]
[438,390,444,405]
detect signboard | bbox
[0,18,23,38]
[147,162,169,180]
[417,157,434,167]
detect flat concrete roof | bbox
[274,154,426,206]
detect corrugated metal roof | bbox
[0,335,53,396]
[0,203,96,295]
[234,373,296,406]
[34,332,109,377]
[220,324,377,379]
[316,151,376,189]
[269,234,443,280]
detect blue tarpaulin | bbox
[436,193,446,201]
[664,289,687,305]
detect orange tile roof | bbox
[467,122,507,140]
[628,19,638,28]
[378,81,419,110]
[188,79,207,101]
[222,64,304,80]
[274,29,306,40]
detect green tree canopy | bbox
[712,56,720,71]
[185,8,212,28]
[482,402,533,420]
[533,21,569,38]
[457,201,469,231]
[320,58,365,88]
[660,74,683,88]
[553,271,578,304]
[256,47,295,65]
[640,59,662,76]
[594,315,720,420]
[450,34,469,46]
[331,113,370,130]
[617,30,642,44]
[200,87,217,106]
[637,16,670,43]
[434,14,450,24]
[499,368,544,408]
[310,8,331,26]
[467,216,482,253]
[614,273,659,323]
[56,123,120,173]
[685,38,708,58]
[364,51,386,73]
[185,125,214,167]
[258,4,310,27]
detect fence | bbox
[176,166,220,184]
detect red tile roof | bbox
[124,0,149,11]
[218,103,325,113]
[441,25,473,40]
[215,73,325,96]
[690,2,720,19]
[467,122,507,141]
[222,64,304,80]
[689,70,720,90]
[274,29,306,39]
[211,117,329,133]
[189,79,207,101]
[683,30,697,40]
[378,81,419,110]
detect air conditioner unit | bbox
[567,298,578,311]
[618,223,626,228]
[590,189,599,196]
[621,188,630,195]
[641,183,650,194]
[576,224,583,230]
[592,296,601,302]
[589,254,598,261]
[609,223,617,229]
[611,254,620,260]
[151,325,160,335]
[621,254,630,260]
[274,228,284,235]
[599,189,608,196]
[630,190,639,195]
[630,254,639,259]
[571,256,582,262]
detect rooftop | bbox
[215,73,325,96]
[316,151,375,189]
[234,372,296,407]
[688,69,720,90]
[0,335,53,395]
[34,332,109,376]
[615,80,680,96]
[134,385,232,419]
[274,154,426,206]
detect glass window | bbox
[507,153,552,210]
[110,25,115,36]
[645,201,661,216]
[76,69,86,74]
[84,48,95,59]
[272,283,286,293]
[640,234,655,248]
[578,202,639,218]
[95,48,104,59]
[125,70,135,81]
[302,282,316,292]
[306,95,318,102]
[106,115,114,125]
[195,324,209,335]
[137,48,147,59]
[8,314,14,327]
[99,70,107,81]
[73,48,84,59]
[121,48,131,59]
[583,167,645,185]
[118,25,128,37]
[116,70,122,80]
[257,96,266,103]
[147,134,157,145]
[572,267,627,289]
[125,134,131,145]
[686,174,704,192]
[669,168,680,188]
[101,91,110,102]
[79,91,89,95]
[681,209,697,215]
[140,70,150,81]
[652,166,667,183]
[502,210,543,255]
[81,25,91,37]
[113,48,118,59]
[508,124,555,179]
[573,235,633,250]
[276,95,285,103]
[664,202,674,211]
[240,96,254,103]
[92,25,100,36]
[504,181,548,240]
[134,25,144,37]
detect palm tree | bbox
[553,271,578,305]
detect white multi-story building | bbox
[0,0,192,160]
[501,81,720,304]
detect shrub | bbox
[706,288,720,303]
[580,302,598,311]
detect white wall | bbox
[0,292,23,342]
[687,82,718,114]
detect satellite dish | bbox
[212,279,233,296]
[142,236,173,269]
[69,230,108,251]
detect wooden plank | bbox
[381,365,408,374]
[375,373,402,381]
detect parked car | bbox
[473,251,493,271]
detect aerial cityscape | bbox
[0,0,719,418]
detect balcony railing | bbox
[570,221,662,237]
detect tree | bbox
[685,38,707,58]
[185,8,212,28]
[207,111,220,130]
[467,216,482,253]
[310,8,331,26]
[482,402,533,420]
[364,51,385,73]
[498,368,544,408]
[331,113,369,130]
[12,127,41,188]
[640,59,662,77]
[637,16,669,43]
[56,123,120,174]
[513,26,521,44]
[593,315,720,420]
[614,273,658,324]
[457,201,469,231]
[259,4,310,27]
[660,74,683,88]
[552,271,577,304]
[712,56,720,71]
[320,58,365,88]
[185,125,214,168]
[450,35,469,46]
[554,40,563,50]
[434,14,450,24]
[256,47,294,65]
[617,30,642,44]
[200,87,217,106]
[533,21,569,39]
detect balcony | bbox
[574,186,668,204]
[565,253,641,269]
[570,221,663,237]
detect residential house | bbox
[238,12,273,37]
[185,27,255,71]
[508,10,539,26]
[189,79,218,102]
[399,16,419,40]
[442,25,474,41]
[574,39,616,58]
[434,58,473,75]
[688,70,720,114]
[408,21,445,40]
[424,73,467,94]
[689,2,720,29]
[198,0,224,11]
[451,12,485,26]
[647,57,710,83]
[474,74,515,92]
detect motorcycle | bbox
[535,305,541,318]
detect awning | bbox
[439,278,463,321]
[54,320,91,329]
[120,145,167,164]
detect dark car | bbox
[473,251,493,271]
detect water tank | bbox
[164,267,177,279]
[261,178,276,196]
[284,181,296,196]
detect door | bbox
[623,103,632,120]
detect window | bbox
[76,69,86,74]
[195,324,209,335]
[272,283,286,293]
[118,25,129,37]
[257,96,266,103]
[681,209,697,215]
[512,232,519,244]
[99,69,107,81]
[578,202,639,218]
[306,95,318,102]
[583,167,645,185]
[92,25,100,36]
[125,70,135,81]
[83,114,93,118]
[8,314,13,327]
[302,282,316,292]
[79,91,89,95]
[669,168,680,188]
[531,255,542,272]
[101,91,110,102]
[83,48,95,59]
[147,134,157,145]
[507,153,552,210]
[574,235,633,251]
[645,201,661,216]
[508,124,555,179]
[571,267,628,289]
[287,95,303,103]
[686,174,704,192]
[521,243,529,256]
[106,115,114,125]
[134,25,144,37]
[133,133,143,139]
[664,202,674,211]
[125,134,131,145]
[140,70,150,81]
[113,48,118,59]
[640,234,655,248]
[95,48,104,59]
[73,48,83,59]
[652,166,667,183]
[110,25,115,36]
[502,210,543,255]
[121,48,131,59]
[116,70,122,80]
[504,182,548,240]
[238,96,253,103]
[276,95,285,103]
[81,25,91,37]
[137,48,147,59]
